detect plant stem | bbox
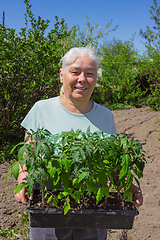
[81,181,87,207]
[104,197,108,206]
[118,190,124,209]
[41,185,44,205]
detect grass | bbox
[155,117,160,124]
[0,209,30,240]
[156,135,160,141]
[155,118,160,142]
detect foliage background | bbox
[0,0,159,162]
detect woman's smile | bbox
[74,86,87,92]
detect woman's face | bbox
[60,56,97,105]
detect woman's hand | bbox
[15,171,33,205]
[15,187,33,205]
[130,183,143,207]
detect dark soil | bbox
[30,191,135,212]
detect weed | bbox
[0,209,30,240]
[0,228,17,239]
[155,118,160,124]
[156,135,160,141]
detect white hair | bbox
[60,85,64,95]
[60,47,99,74]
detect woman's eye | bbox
[87,72,94,76]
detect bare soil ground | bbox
[0,106,160,239]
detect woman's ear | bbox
[60,69,63,84]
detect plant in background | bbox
[99,34,160,110]
[0,0,117,162]
[140,0,160,51]
[6,128,146,214]
[99,37,145,108]
[0,208,29,240]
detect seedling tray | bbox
[27,200,139,229]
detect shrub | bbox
[98,38,160,110]
[0,0,117,162]
[0,12,69,154]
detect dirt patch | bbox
[0,105,160,239]
[30,191,135,212]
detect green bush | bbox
[137,48,160,110]
[140,0,160,50]
[0,0,116,162]
[0,2,71,161]
[99,38,143,106]
[98,38,160,110]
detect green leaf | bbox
[25,135,30,143]
[71,190,82,203]
[96,187,103,204]
[103,185,109,197]
[47,161,57,177]
[123,189,132,202]
[79,148,85,159]
[86,178,95,195]
[86,126,91,137]
[72,151,80,163]
[85,145,91,157]
[135,160,145,173]
[97,170,107,185]
[30,157,35,169]
[6,168,12,183]
[15,183,24,194]
[133,176,141,189]
[72,177,79,186]
[120,136,128,147]
[52,159,61,168]
[10,142,24,154]
[70,145,80,151]
[53,172,61,185]
[62,172,70,188]
[26,177,34,197]
[47,195,53,204]
[119,154,130,179]
[34,172,44,186]
[12,162,19,180]
[105,138,114,147]
[126,171,133,190]
[18,145,27,159]
[2,187,17,195]
[78,172,88,183]
[64,196,71,215]
[49,134,60,144]
[37,168,47,179]
[136,169,143,178]
[62,159,71,172]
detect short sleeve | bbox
[21,102,40,133]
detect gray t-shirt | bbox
[21,96,117,135]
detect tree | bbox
[101,36,137,57]
[98,37,142,108]
[140,0,160,50]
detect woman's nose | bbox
[78,72,86,82]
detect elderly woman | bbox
[15,47,143,240]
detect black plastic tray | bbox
[27,201,139,229]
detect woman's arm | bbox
[15,131,38,204]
